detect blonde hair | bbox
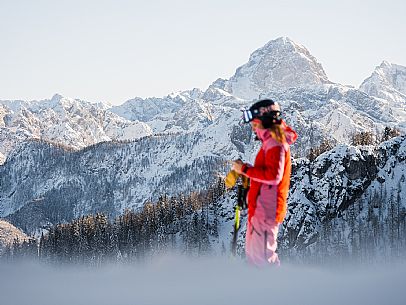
[269,124,286,143]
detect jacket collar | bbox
[254,120,298,145]
[254,128,271,142]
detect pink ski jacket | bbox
[241,120,297,223]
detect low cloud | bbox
[0,255,404,305]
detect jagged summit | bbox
[360,61,406,97]
[50,93,63,101]
[359,61,406,126]
[211,37,330,100]
[109,89,207,130]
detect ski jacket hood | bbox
[281,120,298,145]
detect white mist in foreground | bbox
[0,255,404,305]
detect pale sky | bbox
[0,0,405,105]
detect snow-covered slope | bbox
[109,89,214,133]
[0,94,152,164]
[279,135,406,254]
[110,89,204,122]
[0,136,236,232]
[0,219,29,254]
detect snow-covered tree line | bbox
[4,176,406,264]
[279,179,406,264]
[2,179,226,264]
[2,135,226,233]
[307,126,401,161]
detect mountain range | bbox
[0,37,405,256]
[1,37,405,165]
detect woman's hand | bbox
[232,159,244,174]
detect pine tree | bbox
[351,131,375,146]
[380,126,401,142]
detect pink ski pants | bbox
[245,216,280,267]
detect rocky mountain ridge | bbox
[0,94,152,164]
[1,37,405,165]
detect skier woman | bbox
[232,99,297,267]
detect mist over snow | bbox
[0,256,404,305]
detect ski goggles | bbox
[240,104,281,124]
[240,107,254,124]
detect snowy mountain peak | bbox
[216,37,330,100]
[359,61,406,115]
[252,36,306,57]
[47,94,77,111]
[47,94,110,111]
[373,61,406,95]
[50,93,64,102]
